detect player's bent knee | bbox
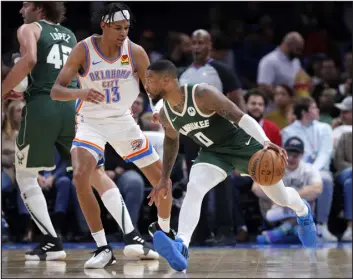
[189,163,227,193]
[71,147,99,187]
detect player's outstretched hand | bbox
[147,178,172,207]
[81,88,105,104]
[263,141,288,166]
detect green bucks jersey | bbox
[163,84,251,154]
[25,20,77,101]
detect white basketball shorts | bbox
[71,115,159,168]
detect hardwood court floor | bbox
[2,243,352,278]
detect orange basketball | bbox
[248,149,286,186]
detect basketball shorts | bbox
[71,116,159,169]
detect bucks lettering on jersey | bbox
[163,84,242,151]
[25,20,77,100]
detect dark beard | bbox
[150,89,166,105]
[248,111,263,122]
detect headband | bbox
[102,10,130,23]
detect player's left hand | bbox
[147,178,172,207]
[263,141,288,166]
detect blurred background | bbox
[1,1,352,246]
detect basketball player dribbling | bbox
[51,3,175,268]
[145,60,317,271]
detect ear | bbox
[163,75,170,84]
[35,5,44,15]
[100,21,106,30]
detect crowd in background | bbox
[1,1,352,245]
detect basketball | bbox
[248,149,286,186]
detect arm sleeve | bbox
[210,60,241,94]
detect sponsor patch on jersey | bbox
[121,55,130,65]
[131,139,143,151]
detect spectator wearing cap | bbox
[282,96,337,242]
[334,131,352,241]
[265,84,295,129]
[332,96,352,151]
[252,136,322,244]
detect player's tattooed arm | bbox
[194,83,245,124]
[159,107,180,180]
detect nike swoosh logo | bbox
[92,61,102,65]
[171,117,177,122]
[245,137,252,145]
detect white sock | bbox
[101,188,134,235]
[16,171,57,238]
[260,180,308,217]
[158,215,170,233]
[92,229,107,247]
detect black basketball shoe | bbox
[25,234,66,261]
[148,221,175,240]
[123,229,159,260]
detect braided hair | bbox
[92,2,134,25]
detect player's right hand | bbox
[263,141,288,166]
[81,88,105,104]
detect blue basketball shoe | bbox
[296,200,317,248]
[153,231,188,271]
